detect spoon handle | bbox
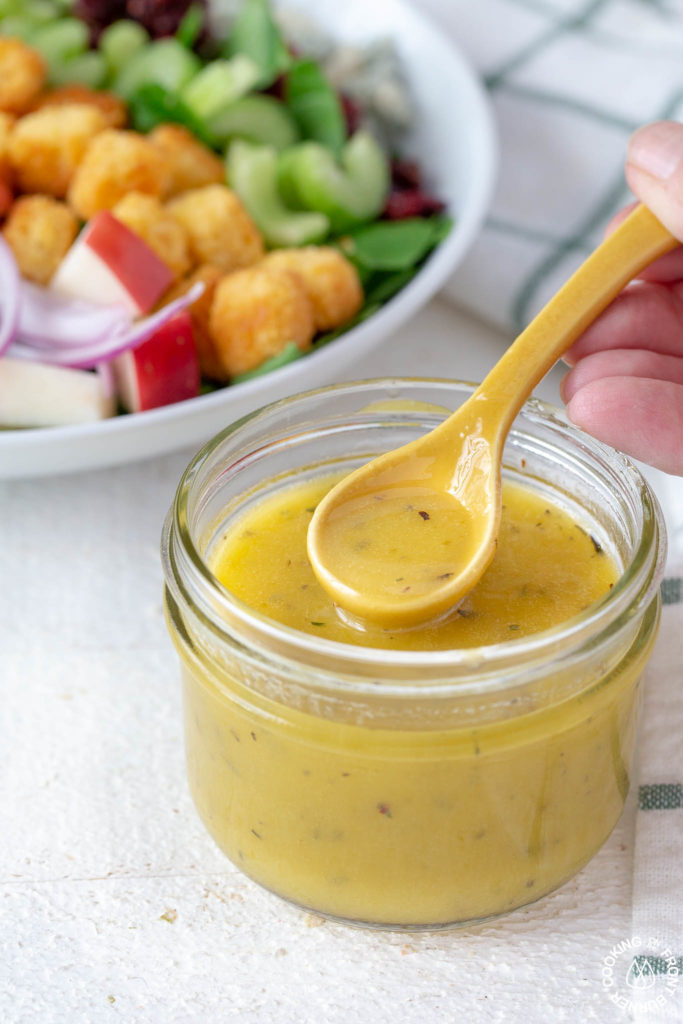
[472,204,678,432]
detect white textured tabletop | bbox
[0,300,658,1024]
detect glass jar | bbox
[161,379,666,930]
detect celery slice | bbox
[277,131,390,232]
[17,1,58,25]
[31,18,89,67]
[0,16,36,41]
[208,94,298,150]
[48,50,108,88]
[227,140,329,248]
[0,0,59,21]
[112,38,201,101]
[99,20,150,77]
[180,56,260,121]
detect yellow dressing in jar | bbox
[162,379,665,929]
[210,474,618,650]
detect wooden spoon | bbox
[307,204,677,629]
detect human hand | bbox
[562,121,683,475]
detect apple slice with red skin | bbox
[112,310,201,413]
[51,211,173,315]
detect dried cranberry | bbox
[264,74,287,101]
[74,0,127,31]
[390,159,422,190]
[384,190,424,219]
[126,0,199,38]
[417,194,446,216]
[75,0,205,40]
[75,0,127,19]
[340,94,361,136]
[384,188,446,220]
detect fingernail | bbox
[627,121,683,181]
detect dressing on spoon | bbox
[307,204,677,629]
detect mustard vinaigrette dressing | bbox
[209,473,619,651]
[181,475,638,926]
[162,379,665,929]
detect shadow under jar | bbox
[161,378,666,930]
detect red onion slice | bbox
[9,282,204,369]
[19,280,132,346]
[0,238,21,358]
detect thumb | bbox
[626,120,683,240]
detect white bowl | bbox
[0,0,496,478]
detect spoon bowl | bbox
[308,205,677,628]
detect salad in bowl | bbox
[0,0,496,474]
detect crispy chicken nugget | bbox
[32,84,127,128]
[261,247,363,330]
[0,111,15,184]
[111,191,191,280]
[149,124,224,197]
[0,37,46,116]
[209,265,314,377]
[160,264,226,381]
[68,128,171,220]
[3,194,79,284]
[167,184,264,272]
[9,103,107,198]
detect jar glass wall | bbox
[161,379,666,929]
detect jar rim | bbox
[163,377,666,693]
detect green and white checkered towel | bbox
[630,552,683,1023]
[422,0,683,334]
[412,1,683,1019]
